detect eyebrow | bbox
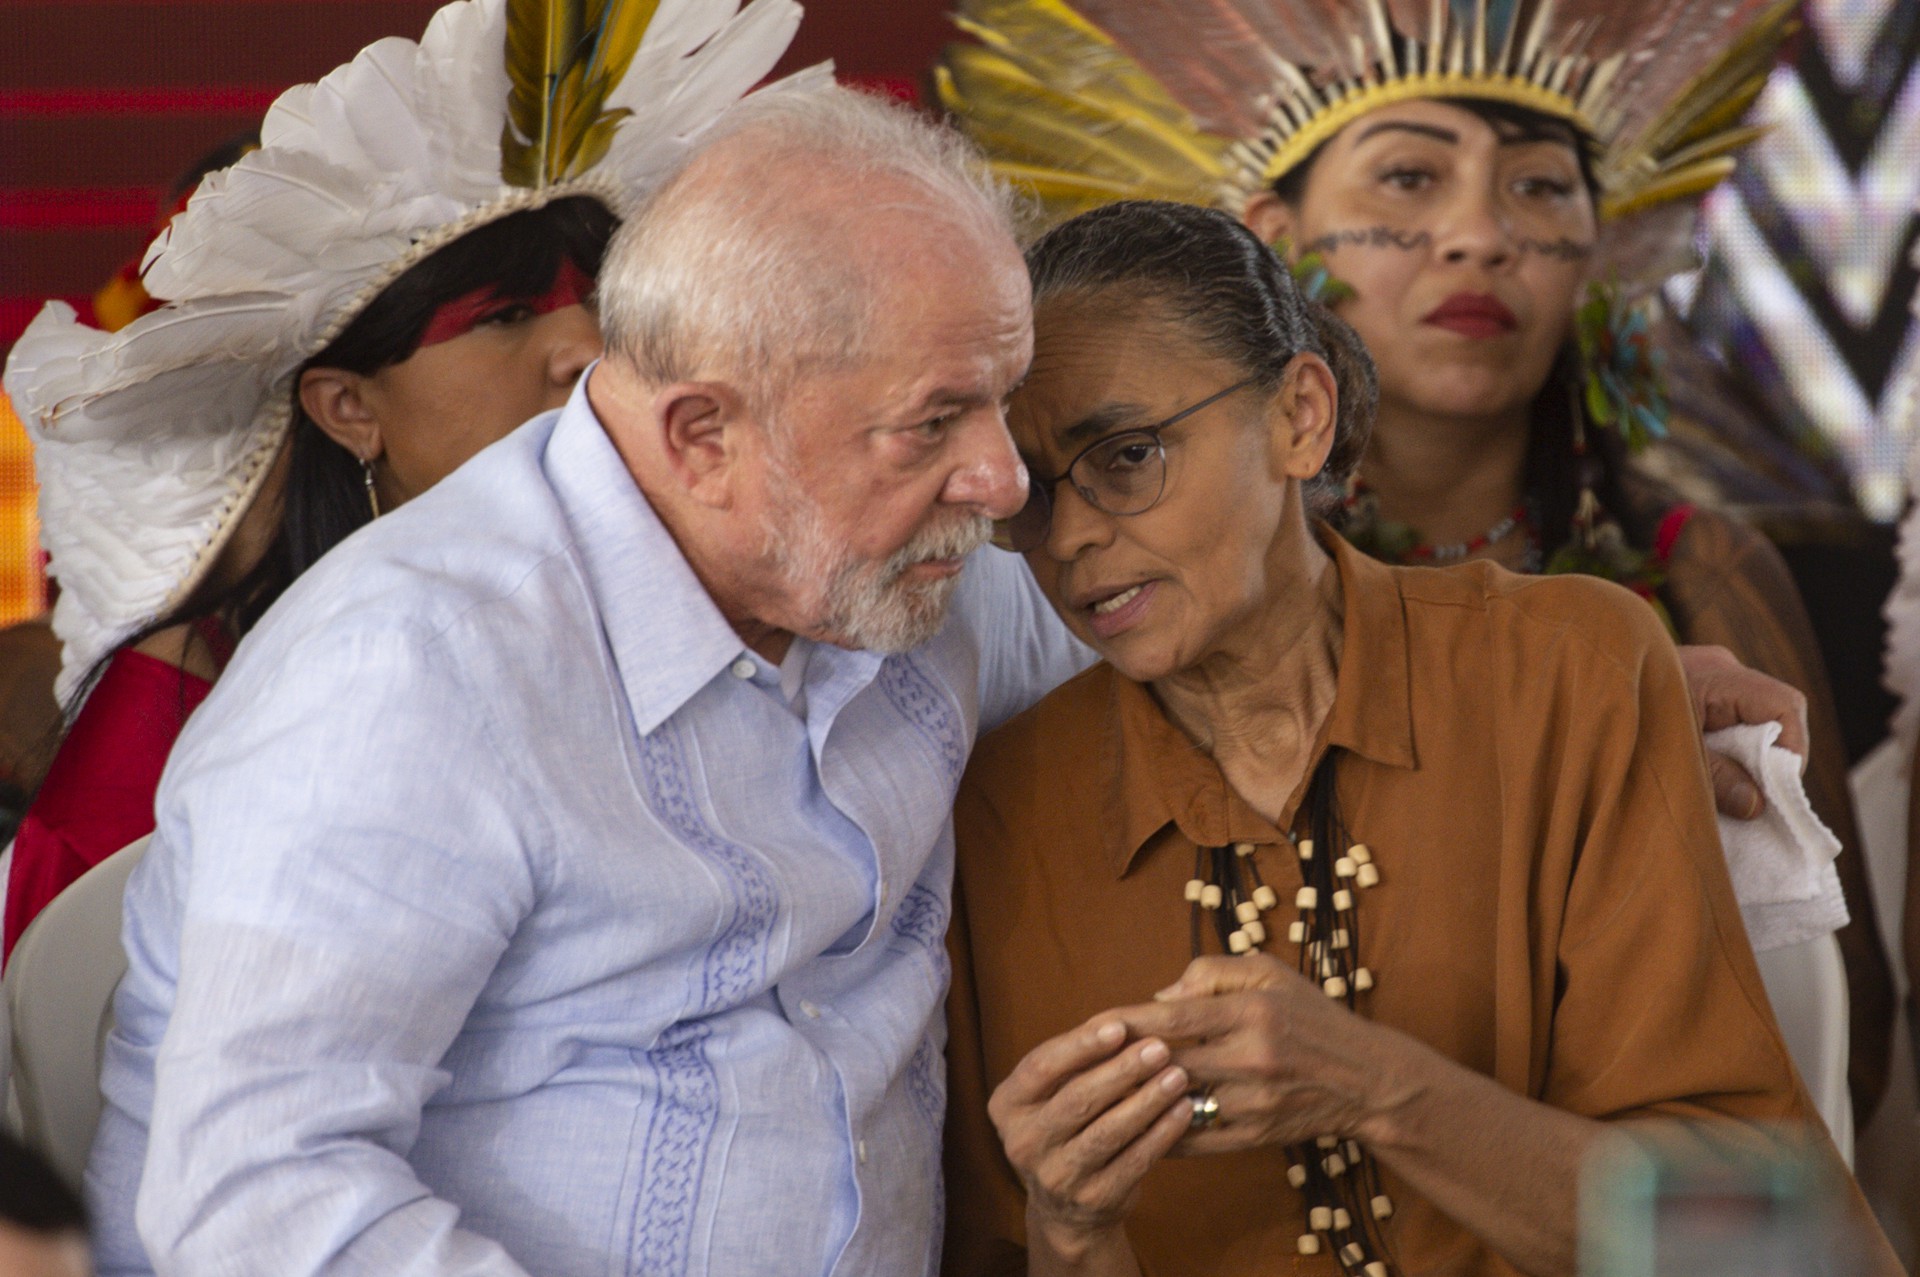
[1057,402,1150,447]
[1354,120,1459,146]
[895,386,988,425]
[1353,119,1575,150]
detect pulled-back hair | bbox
[1024,200,1376,516]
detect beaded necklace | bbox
[1339,484,1542,574]
[1185,748,1399,1275]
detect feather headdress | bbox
[938,0,1795,226]
[4,0,814,704]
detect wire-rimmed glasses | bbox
[993,378,1257,553]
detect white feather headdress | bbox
[3,0,815,705]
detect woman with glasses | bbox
[942,200,1898,1277]
[938,0,1895,1131]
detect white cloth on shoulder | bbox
[1709,721,1849,952]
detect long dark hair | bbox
[1267,98,1651,558]
[64,194,617,717]
[1023,199,1378,518]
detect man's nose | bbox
[944,411,1029,520]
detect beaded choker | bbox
[1339,485,1540,572]
[1186,748,1399,1275]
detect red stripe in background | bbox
[9,80,911,118]
[839,75,919,105]
[0,299,87,350]
[0,190,156,231]
[0,0,432,6]
[0,87,283,117]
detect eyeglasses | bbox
[992,378,1257,553]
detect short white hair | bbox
[596,82,1023,412]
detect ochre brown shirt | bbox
[944,535,1897,1276]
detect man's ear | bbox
[298,367,384,462]
[1271,352,1339,482]
[655,381,753,510]
[1242,192,1297,258]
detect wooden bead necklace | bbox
[1184,748,1399,1276]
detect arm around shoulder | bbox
[1663,509,1893,1125]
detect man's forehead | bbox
[871,320,1032,409]
[866,242,1031,356]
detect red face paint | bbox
[415,257,594,350]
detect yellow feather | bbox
[500,0,662,188]
[1601,158,1737,220]
[570,110,634,177]
[944,47,1228,179]
[1600,0,1794,211]
[938,0,1234,219]
[987,163,1164,223]
[1653,123,1772,177]
[1634,53,1777,159]
[1664,74,1772,151]
[501,0,577,186]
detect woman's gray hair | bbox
[596,82,1022,414]
[1023,200,1376,517]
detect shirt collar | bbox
[1102,529,1418,878]
[543,367,751,736]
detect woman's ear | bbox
[298,367,384,463]
[1242,193,1298,258]
[1271,353,1339,481]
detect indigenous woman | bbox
[938,0,1895,1126]
[942,198,1900,1277]
[0,0,810,958]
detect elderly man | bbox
[84,76,1829,1277]
[87,86,1081,1276]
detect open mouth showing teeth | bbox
[1092,585,1144,615]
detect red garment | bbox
[3,620,231,958]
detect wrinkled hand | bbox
[1676,644,1808,821]
[987,1016,1192,1253]
[1112,954,1377,1157]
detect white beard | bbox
[762,459,989,653]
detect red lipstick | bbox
[1422,292,1518,339]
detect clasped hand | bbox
[988,953,1379,1251]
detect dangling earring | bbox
[360,454,382,520]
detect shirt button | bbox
[857,1140,868,1166]
[799,1000,821,1019]
[729,657,756,680]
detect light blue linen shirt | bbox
[87,373,1088,1277]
